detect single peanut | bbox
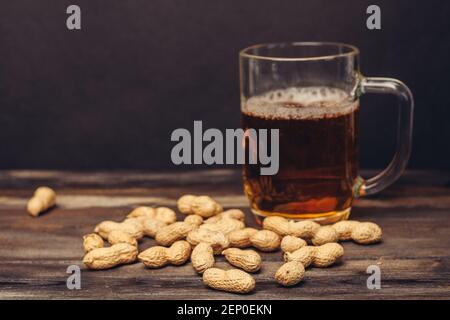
[83,243,138,270]
[284,243,344,268]
[228,228,258,248]
[291,220,323,239]
[138,240,191,268]
[83,233,104,253]
[311,226,339,246]
[187,229,229,254]
[184,214,204,226]
[280,235,307,253]
[27,186,56,217]
[263,216,337,246]
[94,219,144,240]
[204,209,245,224]
[275,261,305,287]
[191,242,215,274]
[202,268,255,294]
[155,221,199,246]
[107,230,138,247]
[263,216,292,235]
[249,230,281,252]
[284,246,316,267]
[332,221,382,244]
[250,230,281,252]
[177,195,223,218]
[127,206,155,220]
[154,207,177,224]
[222,248,261,273]
[331,220,360,240]
[199,217,245,235]
[127,206,177,224]
[313,243,344,267]
[263,216,321,238]
[177,195,196,213]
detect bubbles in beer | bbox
[242,86,358,120]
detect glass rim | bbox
[239,41,359,62]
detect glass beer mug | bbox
[240,42,413,224]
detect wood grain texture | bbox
[0,170,449,300]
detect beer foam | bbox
[242,87,358,120]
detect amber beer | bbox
[242,86,359,221]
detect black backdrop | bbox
[0,0,449,170]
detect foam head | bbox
[242,87,358,120]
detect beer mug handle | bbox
[355,77,414,197]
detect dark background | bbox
[0,0,449,170]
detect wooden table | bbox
[0,170,449,300]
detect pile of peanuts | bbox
[80,194,382,294]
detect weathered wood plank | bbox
[0,170,449,299]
